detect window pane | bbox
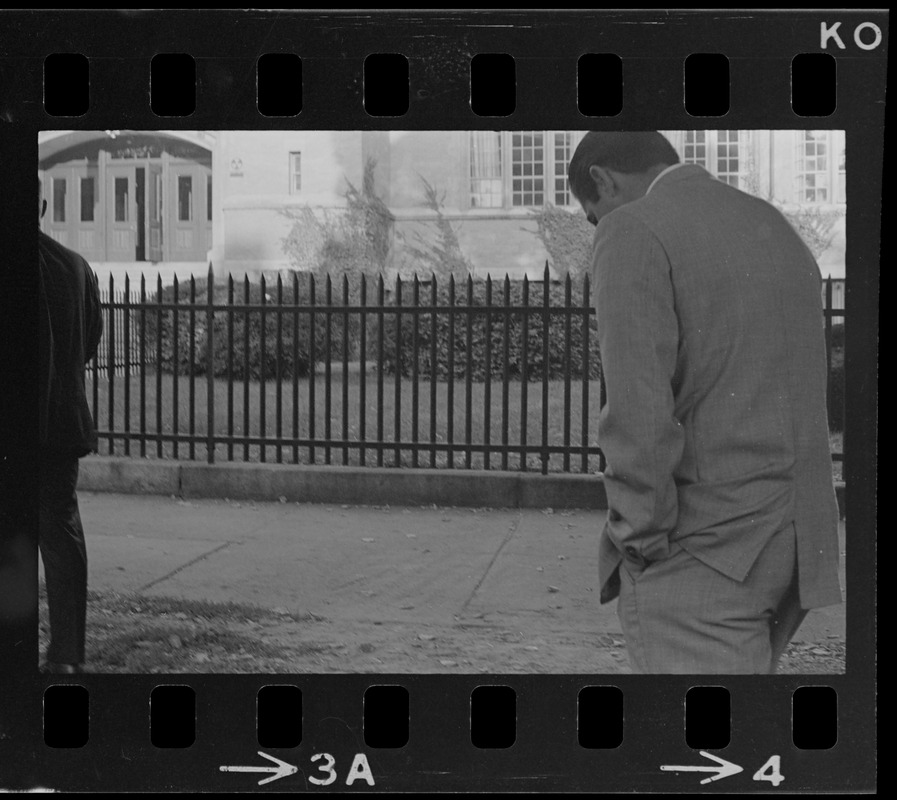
[114,177,128,222]
[290,152,301,194]
[470,131,503,208]
[512,130,546,206]
[178,175,193,221]
[79,177,94,222]
[53,178,66,222]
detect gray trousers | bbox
[617,523,807,674]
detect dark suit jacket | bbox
[39,230,103,456]
[592,165,841,610]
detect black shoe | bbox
[40,661,84,675]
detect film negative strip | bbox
[0,8,882,793]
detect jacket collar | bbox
[647,163,710,193]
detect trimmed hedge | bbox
[144,276,356,380]
[375,278,601,381]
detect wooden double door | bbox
[42,153,211,263]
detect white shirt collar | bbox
[646,162,687,195]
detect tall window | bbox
[178,175,193,221]
[715,130,742,186]
[469,132,503,208]
[469,131,583,209]
[678,130,746,188]
[836,138,846,204]
[114,177,128,222]
[553,131,576,206]
[511,131,545,207]
[683,131,707,166]
[797,130,830,203]
[290,151,301,194]
[207,174,213,221]
[52,178,66,222]
[79,177,95,222]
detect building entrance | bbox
[40,136,212,264]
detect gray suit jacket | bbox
[592,164,841,610]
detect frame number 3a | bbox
[753,755,785,787]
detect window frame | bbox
[468,130,585,210]
[289,151,301,195]
[677,129,750,188]
[795,130,846,206]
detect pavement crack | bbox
[136,541,234,593]
[460,513,521,615]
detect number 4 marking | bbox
[753,755,784,787]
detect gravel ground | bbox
[38,588,845,675]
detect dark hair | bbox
[568,132,680,203]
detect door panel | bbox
[106,165,138,261]
[168,164,209,261]
[147,164,163,261]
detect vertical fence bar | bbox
[188,275,196,460]
[501,275,510,471]
[172,276,180,459]
[394,274,403,466]
[359,275,367,467]
[465,274,473,469]
[139,274,146,458]
[342,274,350,465]
[275,275,283,464]
[156,274,163,458]
[259,275,267,463]
[541,264,550,475]
[582,273,592,473]
[429,275,438,468]
[91,308,99,445]
[520,276,529,471]
[292,272,299,464]
[411,275,420,468]
[483,276,493,470]
[447,275,455,469]
[324,275,332,465]
[563,273,572,473]
[123,275,131,456]
[206,265,215,464]
[308,274,316,465]
[106,275,115,454]
[227,276,234,461]
[242,276,250,462]
[377,275,384,467]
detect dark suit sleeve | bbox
[84,264,102,364]
[592,210,684,564]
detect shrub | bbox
[527,204,596,279]
[143,275,354,380]
[374,277,601,382]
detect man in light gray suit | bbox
[569,132,842,673]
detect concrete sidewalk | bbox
[74,491,846,652]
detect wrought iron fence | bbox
[90,267,845,473]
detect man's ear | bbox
[588,164,617,197]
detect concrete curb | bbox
[77,456,846,516]
[78,456,609,509]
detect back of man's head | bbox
[568,132,679,203]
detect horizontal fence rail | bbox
[88,266,846,474]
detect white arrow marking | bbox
[219,751,298,785]
[660,751,743,784]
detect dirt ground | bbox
[38,588,845,675]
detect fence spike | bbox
[208,261,214,279]
[544,260,551,283]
